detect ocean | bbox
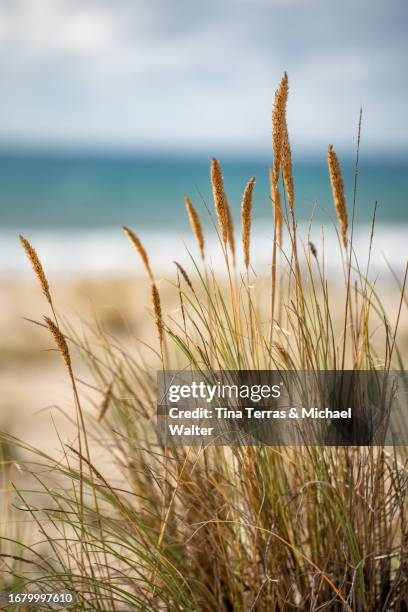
[0,151,407,278]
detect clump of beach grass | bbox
[1,73,408,611]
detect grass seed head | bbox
[19,235,53,308]
[44,316,72,376]
[210,158,229,245]
[173,261,193,291]
[241,176,256,269]
[151,283,164,344]
[269,166,283,247]
[183,195,205,260]
[281,122,295,210]
[272,72,289,178]
[225,199,236,264]
[327,145,348,249]
[309,241,318,258]
[123,226,153,280]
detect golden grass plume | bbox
[269,166,283,247]
[281,122,294,210]
[151,282,164,345]
[270,72,288,244]
[210,158,229,246]
[241,176,256,269]
[123,226,154,280]
[44,316,72,376]
[183,195,205,260]
[225,199,236,264]
[272,72,289,177]
[327,145,348,248]
[173,261,193,291]
[19,234,53,310]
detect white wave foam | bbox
[2,221,406,282]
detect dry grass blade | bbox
[123,226,153,280]
[241,177,256,269]
[328,145,348,248]
[19,234,54,311]
[183,195,205,260]
[210,158,229,245]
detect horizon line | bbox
[0,143,407,163]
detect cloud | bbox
[0,0,406,155]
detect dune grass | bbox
[1,73,408,610]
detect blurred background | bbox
[0,0,407,440]
[0,0,407,276]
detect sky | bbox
[0,0,407,157]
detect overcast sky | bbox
[0,0,406,157]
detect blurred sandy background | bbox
[0,272,407,458]
[0,276,149,454]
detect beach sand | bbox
[0,276,148,455]
[1,275,407,458]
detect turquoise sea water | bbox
[0,152,407,230]
[0,151,406,277]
